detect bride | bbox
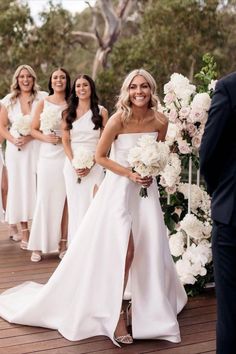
[0,69,187,347]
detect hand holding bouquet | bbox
[40,106,61,134]
[10,114,32,151]
[127,134,169,197]
[71,147,94,183]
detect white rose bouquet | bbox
[127,134,169,197]
[40,106,61,134]
[10,114,32,151]
[71,147,94,183]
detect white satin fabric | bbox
[63,109,104,243]
[0,132,187,345]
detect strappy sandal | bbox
[114,311,133,345]
[31,251,42,262]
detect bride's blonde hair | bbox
[116,69,159,124]
[10,64,40,105]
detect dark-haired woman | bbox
[27,68,71,262]
[62,75,108,243]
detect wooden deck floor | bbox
[0,222,216,354]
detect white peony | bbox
[40,106,61,134]
[10,114,31,138]
[72,147,94,183]
[179,213,204,240]
[191,92,211,112]
[169,231,185,257]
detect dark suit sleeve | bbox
[199,80,232,195]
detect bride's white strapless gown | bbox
[0,132,187,346]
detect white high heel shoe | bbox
[114,311,133,345]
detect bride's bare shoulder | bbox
[105,112,123,133]
[154,111,168,128]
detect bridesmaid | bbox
[0,65,47,248]
[62,74,108,243]
[28,68,71,262]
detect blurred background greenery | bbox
[0,0,236,112]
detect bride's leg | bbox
[59,199,68,259]
[114,233,134,344]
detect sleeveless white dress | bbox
[28,100,66,253]
[1,92,47,224]
[0,132,187,346]
[63,109,104,243]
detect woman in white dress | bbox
[62,74,108,243]
[28,68,71,262]
[0,69,187,347]
[0,65,47,249]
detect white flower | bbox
[175,259,197,285]
[127,135,169,178]
[160,153,181,188]
[191,92,211,112]
[166,123,180,146]
[169,231,185,257]
[208,79,217,91]
[179,213,204,240]
[72,147,94,170]
[40,106,61,133]
[177,137,192,154]
[10,114,31,137]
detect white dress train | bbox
[0,132,187,345]
[63,109,104,243]
[28,100,66,253]
[1,92,47,224]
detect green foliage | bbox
[195,53,218,93]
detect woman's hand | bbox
[128,171,153,187]
[75,167,91,178]
[12,135,32,148]
[43,134,61,145]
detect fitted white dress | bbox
[63,109,104,243]
[0,132,187,346]
[1,92,47,224]
[28,100,66,253]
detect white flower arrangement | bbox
[71,147,94,183]
[40,106,61,134]
[127,134,169,197]
[163,73,212,156]
[160,55,217,295]
[10,114,31,138]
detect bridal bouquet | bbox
[71,147,94,183]
[127,134,169,197]
[40,106,61,134]
[10,114,31,151]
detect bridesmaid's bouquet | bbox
[127,134,169,197]
[40,106,61,134]
[10,114,31,151]
[72,147,94,183]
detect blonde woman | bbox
[0,65,47,248]
[0,69,187,347]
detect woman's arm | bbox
[61,115,73,161]
[0,105,16,144]
[31,100,59,144]
[101,107,109,129]
[156,112,168,142]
